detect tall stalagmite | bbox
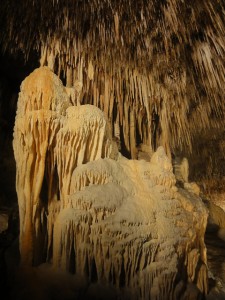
[13,67,71,264]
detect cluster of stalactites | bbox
[2,0,224,159]
[41,50,191,159]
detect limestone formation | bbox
[173,156,200,196]
[1,0,224,168]
[13,67,71,264]
[173,156,189,184]
[13,67,209,299]
[53,152,208,299]
[13,67,117,265]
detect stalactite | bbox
[129,107,137,159]
[2,0,224,160]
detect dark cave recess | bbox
[0,49,39,207]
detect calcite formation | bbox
[13,67,208,299]
[2,0,224,171]
[13,67,70,264]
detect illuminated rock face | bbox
[13,67,116,265]
[13,67,71,265]
[13,67,208,299]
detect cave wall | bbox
[0,51,40,208]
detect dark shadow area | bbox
[205,222,225,299]
[0,49,39,207]
[0,49,39,298]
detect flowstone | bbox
[13,67,208,299]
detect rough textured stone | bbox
[13,67,209,299]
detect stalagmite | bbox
[13,67,71,265]
[52,148,208,299]
[13,67,209,298]
[173,156,189,183]
[55,104,117,204]
[13,66,117,265]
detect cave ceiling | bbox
[0,0,224,180]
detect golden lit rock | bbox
[13,67,209,298]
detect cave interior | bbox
[0,1,225,299]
